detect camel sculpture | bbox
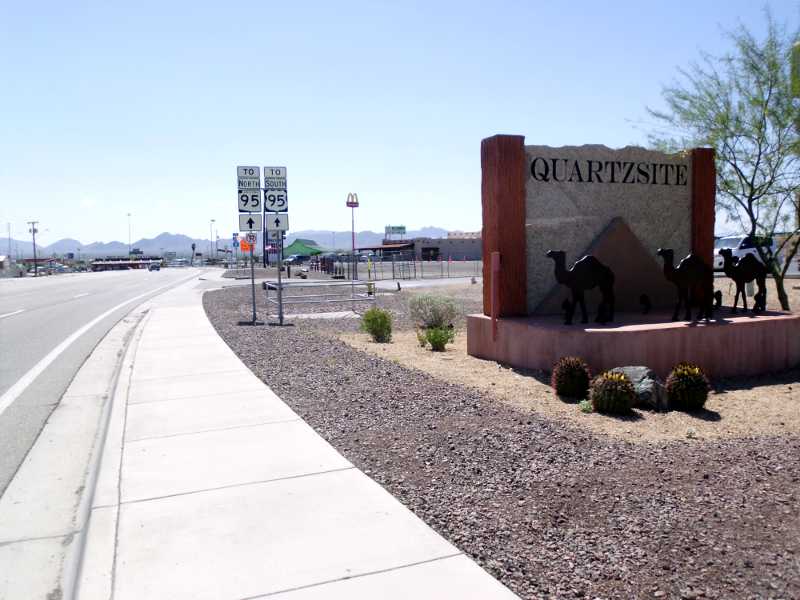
[546,250,615,325]
[718,248,768,313]
[657,248,714,321]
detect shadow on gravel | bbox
[686,408,722,422]
[713,366,800,392]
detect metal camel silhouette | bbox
[718,248,767,312]
[657,248,713,321]
[546,250,615,325]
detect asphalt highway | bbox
[0,267,204,496]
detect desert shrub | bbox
[666,362,710,411]
[409,294,460,329]
[416,328,428,348]
[425,326,455,351]
[361,308,392,342]
[550,356,591,401]
[578,399,593,414]
[590,371,636,415]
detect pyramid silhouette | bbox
[535,217,677,315]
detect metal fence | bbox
[310,252,482,281]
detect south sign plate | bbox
[263,166,287,190]
[239,213,263,232]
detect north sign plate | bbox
[239,213,262,232]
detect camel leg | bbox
[755,276,766,312]
[683,288,692,321]
[575,290,588,324]
[672,290,682,321]
[732,285,740,313]
[741,283,748,312]
[564,300,574,325]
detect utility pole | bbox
[792,41,799,230]
[127,212,132,256]
[27,221,39,277]
[209,219,215,265]
[6,222,11,259]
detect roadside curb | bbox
[62,308,150,600]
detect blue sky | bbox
[1,0,798,244]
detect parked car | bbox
[713,235,777,271]
[284,254,310,265]
[148,263,161,271]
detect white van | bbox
[713,235,777,271]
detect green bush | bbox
[361,307,392,342]
[425,326,455,351]
[550,356,591,401]
[666,362,710,411]
[578,399,593,414]
[409,294,460,329]
[590,371,636,415]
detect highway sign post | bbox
[236,166,263,326]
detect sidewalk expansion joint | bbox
[120,466,357,506]
[127,385,269,405]
[130,368,243,383]
[240,552,465,599]
[0,531,79,548]
[124,417,302,443]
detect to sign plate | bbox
[239,213,263,232]
[237,166,262,212]
[266,213,289,232]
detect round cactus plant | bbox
[666,362,710,411]
[590,371,636,415]
[550,356,591,401]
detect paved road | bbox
[0,268,205,495]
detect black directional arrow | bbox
[274,217,281,227]
[247,217,255,228]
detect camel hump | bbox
[677,253,710,273]
[573,255,603,269]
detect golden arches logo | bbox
[346,192,359,207]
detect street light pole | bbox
[209,219,215,265]
[127,212,132,256]
[27,220,39,277]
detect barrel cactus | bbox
[590,371,636,415]
[666,362,710,411]
[550,356,591,401]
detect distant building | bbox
[358,232,482,261]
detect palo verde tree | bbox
[648,13,800,310]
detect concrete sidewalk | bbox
[77,274,517,599]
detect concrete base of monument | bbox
[466,310,800,379]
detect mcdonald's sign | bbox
[346,192,359,208]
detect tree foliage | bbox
[648,13,800,309]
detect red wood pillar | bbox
[690,147,716,267]
[481,135,528,317]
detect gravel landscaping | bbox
[204,284,800,600]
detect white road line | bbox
[0,309,25,320]
[0,273,199,418]
[73,293,89,299]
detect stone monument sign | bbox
[479,135,716,317]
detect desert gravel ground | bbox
[204,283,800,600]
